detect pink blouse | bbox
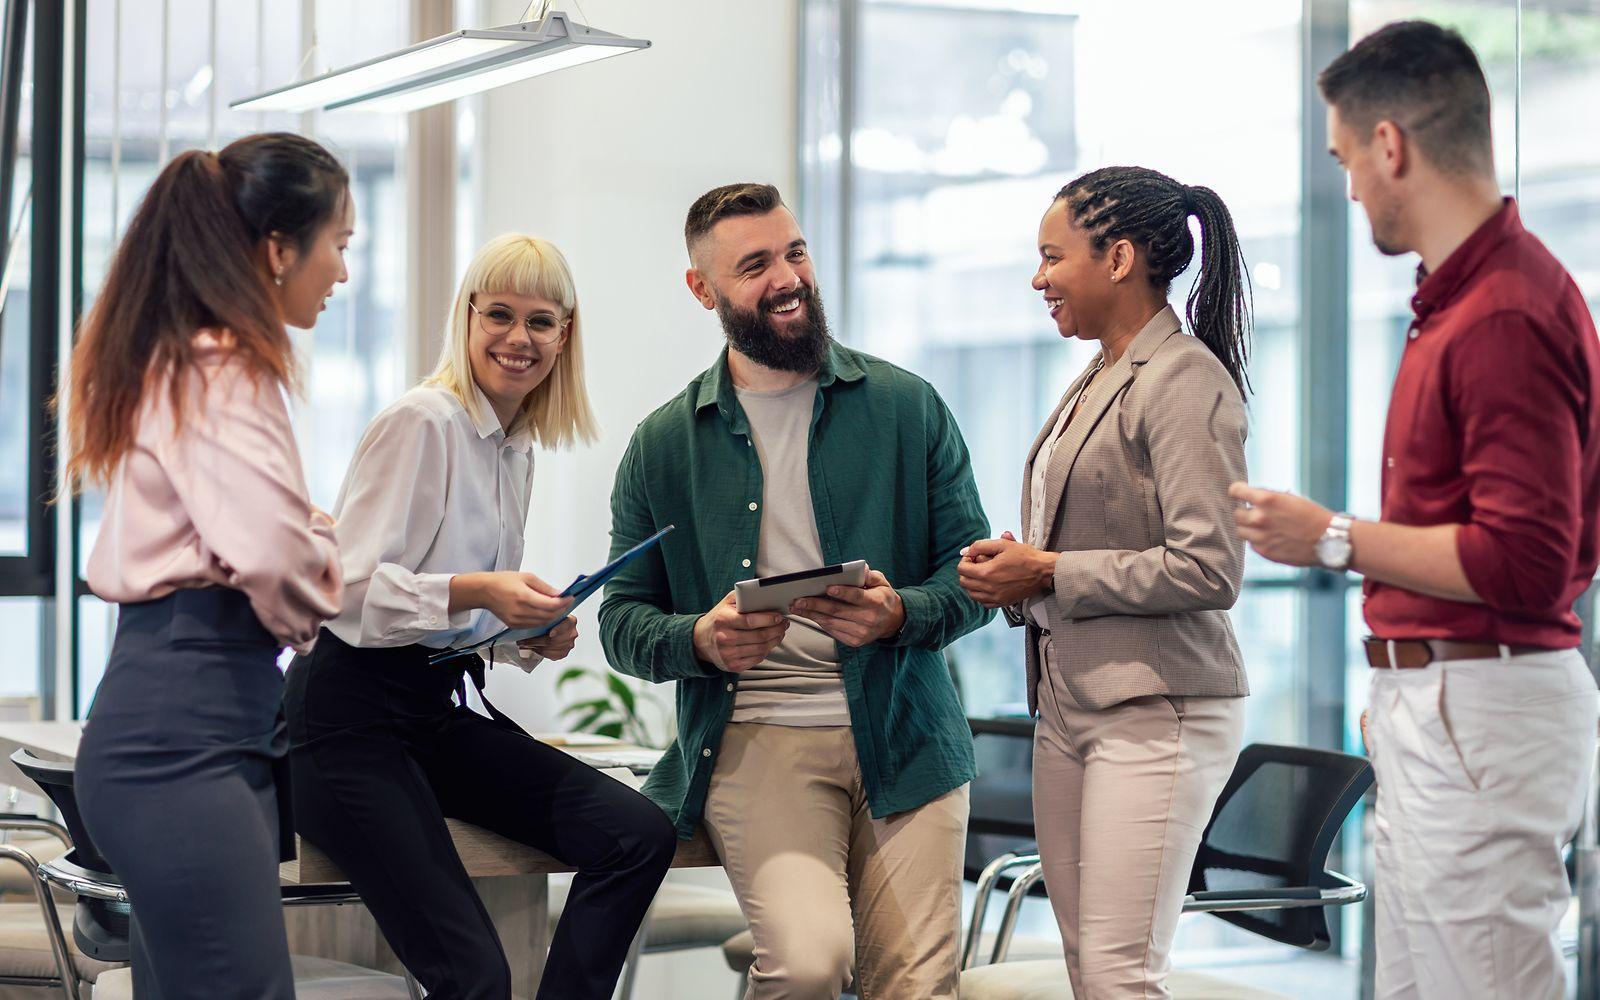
[86,333,342,652]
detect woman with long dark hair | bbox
[65,132,352,998]
[960,166,1253,999]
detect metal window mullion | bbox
[838,0,856,343]
[206,0,217,150]
[157,0,168,164]
[1302,0,1353,967]
[109,0,120,240]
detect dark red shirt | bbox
[1364,199,1600,648]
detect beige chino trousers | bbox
[704,722,969,1000]
[1032,636,1244,1000]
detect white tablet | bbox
[734,560,869,613]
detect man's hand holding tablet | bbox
[790,568,904,648]
[693,592,790,673]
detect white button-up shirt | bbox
[325,382,534,654]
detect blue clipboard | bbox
[428,524,676,665]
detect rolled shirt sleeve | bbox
[1451,313,1586,613]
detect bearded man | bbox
[598,182,992,1000]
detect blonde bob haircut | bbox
[426,233,598,448]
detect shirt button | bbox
[1386,457,1395,468]
[429,615,439,624]
[742,559,752,568]
[702,748,712,758]
[748,502,759,511]
[725,683,735,692]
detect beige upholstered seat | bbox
[92,955,410,999]
[551,878,747,951]
[958,959,1292,1000]
[0,900,120,985]
[0,835,68,898]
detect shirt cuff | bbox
[670,613,724,678]
[885,586,936,647]
[419,573,474,632]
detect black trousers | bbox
[76,588,296,1000]
[284,631,677,1000]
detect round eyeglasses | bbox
[469,300,567,344]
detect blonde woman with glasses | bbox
[284,234,676,1000]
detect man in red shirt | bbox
[1231,20,1600,1000]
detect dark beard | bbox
[716,282,833,374]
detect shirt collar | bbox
[694,340,866,422]
[1411,197,1522,322]
[467,381,534,453]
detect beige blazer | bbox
[1018,305,1249,713]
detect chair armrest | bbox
[0,814,70,849]
[0,843,81,998]
[38,855,126,903]
[1183,871,1367,913]
[962,852,1043,970]
[987,860,1048,966]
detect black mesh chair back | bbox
[11,750,109,874]
[12,749,131,962]
[1188,742,1373,950]
[966,718,1039,883]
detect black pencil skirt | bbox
[76,586,296,1000]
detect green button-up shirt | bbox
[599,342,993,837]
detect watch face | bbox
[1316,535,1352,569]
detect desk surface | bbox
[0,721,718,883]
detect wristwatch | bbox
[1315,513,1355,571]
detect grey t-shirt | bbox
[729,379,850,728]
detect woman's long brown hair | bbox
[61,133,348,491]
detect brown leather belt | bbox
[1364,637,1557,669]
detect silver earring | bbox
[274,270,285,287]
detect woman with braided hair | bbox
[960,165,1253,999]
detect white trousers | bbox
[1369,649,1599,1000]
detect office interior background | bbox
[0,0,1596,996]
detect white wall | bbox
[469,7,797,994]
[474,0,799,731]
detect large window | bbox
[802,0,1600,992]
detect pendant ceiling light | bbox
[230,4,649,115]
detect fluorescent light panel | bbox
[231,37,520,113]
[331,43,636,114]
[229,12,649,115]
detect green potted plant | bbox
[555,665,672,748]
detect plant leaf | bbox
[555,667,588,688]
[606,674,638,716]
[594,721,625,739]
[559,697,611,717]
[570,707,609,733]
